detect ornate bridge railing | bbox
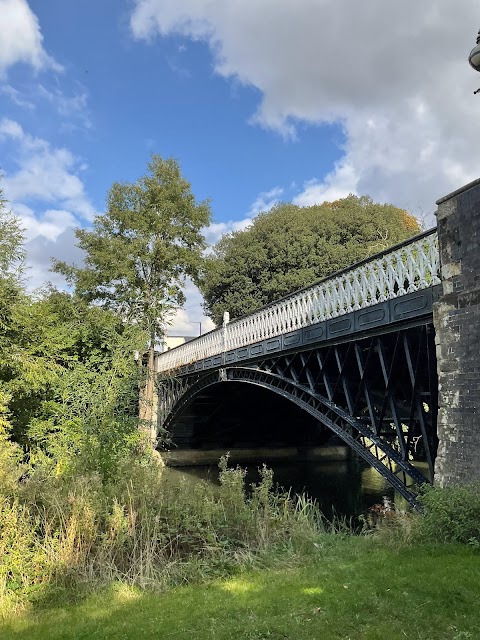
[157,229,440,373]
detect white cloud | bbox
[130,0,480,218]
[0,0,61,75]
[37,84,91,130]
[202,187,282,246]
[24,227,85,291]
[203,217,252,246]
[0,84,35,109]
[0,118,24,139]
[12,203,77,243]
[0,119,94,291]
[0,118,94,220]
[248,186,283,216]
[293,164,357,207]
[166,280,216,334]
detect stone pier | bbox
[434,178,480,486]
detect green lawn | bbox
[2,539,480,640]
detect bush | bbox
[416,484,480,545]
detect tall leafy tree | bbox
[54,155,211,439]
[0,186,25,335]
[0,187,25,443]
[0,187,146,473]
[2,288,144,452]
[200,195,420,325]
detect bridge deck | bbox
[157,229,440,375]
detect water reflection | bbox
[163,453,413,521]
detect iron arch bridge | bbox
[157,229,441,506]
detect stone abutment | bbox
[434,178,480,486]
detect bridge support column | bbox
[434,178,480,486]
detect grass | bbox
[3,452,480,639]
[2,536,480,640]
[0,460,330,604]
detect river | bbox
[162,453,422,522]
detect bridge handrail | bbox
[157,228,440,372]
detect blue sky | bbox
[1,0,479,332]
[19,0,341,218]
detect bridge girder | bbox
[158,325,437,506]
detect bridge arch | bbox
[160,365,429,506]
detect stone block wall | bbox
[434,178,480,486]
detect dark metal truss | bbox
[158,325,437,507]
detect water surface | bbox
[163,454,416,521]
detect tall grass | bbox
[0,452,325,615]
[362,483,480,548]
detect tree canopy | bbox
[0,187,25,334]
[0,184,144,470]
[200,195,420,325]
[54,155,211,341]
[1,288,143,454]
[54,155,211,437]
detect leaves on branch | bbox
[200,195,420,325]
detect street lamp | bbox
[187,320,202,336]
[468,28,480,94]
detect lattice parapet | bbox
[157,230,440,372]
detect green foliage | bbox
[416,484,480,545]
[200,195,420,324]
[1,288,145,463]
[0,187,25,340]
[0,456,323,611]
[53,155,211,343]
[0,391,26,496]
[26,318,145,480]
[0,388,11,436]
[0,186,25,284]
[0,497,52,601]
[0,185,147,467]
[52,155,211,434]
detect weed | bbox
[416,483,480,544]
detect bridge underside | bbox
[167,381,334,450]
[159,319,438,506]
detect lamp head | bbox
[469,29,480,72]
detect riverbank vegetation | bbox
[0,455,325,614]
[2,438,480,632]
[2,479,480,639]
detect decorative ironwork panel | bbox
[157,229,440,373]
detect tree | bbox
[0,186,26,449]
[0,186,148,476]
[23,290,145,479]
[1,288,144,453]
[54,155,212,441]
[200,195,420,325]
[0,186,25,335]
